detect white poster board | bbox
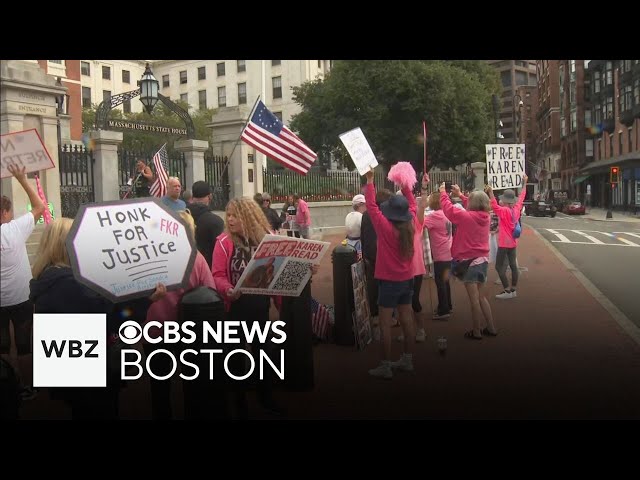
[339,127,379,175]
[1,129,55,178]
[66,198,197,302]
[485,144,526,190]
[233,235,330,297]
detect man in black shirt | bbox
[187,181,225,267]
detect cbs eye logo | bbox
[118,321,143,345]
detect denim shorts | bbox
[462,262,488,284]
[378,279,414,309]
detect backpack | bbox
[512,208,522,239]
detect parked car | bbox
[526,200,557,217]
[563,200,586,215]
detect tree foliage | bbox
[290,60,500,172]
[81,100,215,153]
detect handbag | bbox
[512,209,522,239]
[451,258,474,279]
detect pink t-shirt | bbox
[490,188,527,249]
[295,199,311,227]
[423,210,452,262]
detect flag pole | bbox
[219,95,262,179]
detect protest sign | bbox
[233,234,330,297]
[485,144,526,190]
[1,129,55,178]
[351,261,372,350]
[339,127,379,176]
[66,197,196,302]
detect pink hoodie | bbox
[423,210,452,262]
[490,188,527,249]
[440,191,490,260]
[364,183,416,282]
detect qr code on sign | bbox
[272,260,310,292]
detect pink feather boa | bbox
[387,162,417,190]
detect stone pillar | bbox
[471,162,486,192]
[1,60,66,218]
[207,106,256,199]
[174,139,209,190]
[89,130,123,202]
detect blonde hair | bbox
[428,192,441,210]
[225,197,271,247]
[467,191,491,212]
[179,210,195,241]
[32,218,74,279]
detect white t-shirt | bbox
[1,213,35,306]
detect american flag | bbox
[149,143,169,197]
[240,100,317,175]
[311,297,332,341]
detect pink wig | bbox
[387,162,417,190]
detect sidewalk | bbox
[582,207,640,223]
[17,227,640,420]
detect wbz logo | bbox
[33,314,107,387]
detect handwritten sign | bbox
[1,129,55,178]
[485,144,526,190]
[66,197,196,303]
[339,127,379,176]
[233,235,331,297]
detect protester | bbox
[486,176,528,299]
[187,181,225,267]
[161,177,186,211]
[345,211,363,259]
[133,159,154,198]
[363,169,417,379]
[292,194,311,239]
[182,189,193,204]
[351,194,366,214]
[261,193,283,233]
[440,182,497,339]
[1,164,45,401]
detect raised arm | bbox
[451,184,468,209]
[439,182,468,224]
[417,173,430,225]
[8,164,44,223]
[514,175,529,212]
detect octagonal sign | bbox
[66,197,197,303]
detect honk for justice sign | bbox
[66,198,196,302]
[485,144,526,190]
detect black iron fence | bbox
[204,149,230,210]
[59,144,94,218]
[262,167,395,203]
[118,148,186,199]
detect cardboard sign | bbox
[339,127,379,176]
[233,234,330,297]
[1,129,55,178]
[351,261,372,350]
[485,144,526,190]
[66,197,197,303]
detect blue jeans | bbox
[378,279,414,309]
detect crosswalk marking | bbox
[546,229,571,243]
[572,230,606,244]
[544,229,640,247]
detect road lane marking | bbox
[572,230,605,244]
[531,228,640,347]
[546,229,571,242]
[599,232,640,247]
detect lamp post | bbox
[138,63,159,114]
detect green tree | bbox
[290,60,500,171]
[81,100,215,153]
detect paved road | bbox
[524,213,640,327]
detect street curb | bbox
[528,226,640,347]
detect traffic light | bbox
[610,166,620,183]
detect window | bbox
[593,71,601,93]
[180,71,187,84]
[515,71,528,85]
[586,139,593,157]
[217,62,225,77]
[594,104,602,124]
[122,70,130,84]
[82,86,92,108]
[81,61,90,76]
[571,110,577,132]
[272,76,282,99]
[570,60,576,72]
[605,96,613,118]
[103,90,111,102]
[49,60,62,64]
[605,62,613,85]
[561,117,566,137]
[501,70,512,87]
[198,66,206,80]
[272,60,281,66]
[218,86,226,107]
[622,85,633,112]
[273,111,283,121]
[238,83,247,104]
[570,83,576,104]
[180,93,188,104]
[634,79,640,105]
[629,128,633,152]
[102,66,111,80]
[237,60,246,73]
[609,134,613,156]
[162,75,169,88]
[584,109,592,128]
[123,99,131,114]
[198,90,207,110]
[619,132,624,154]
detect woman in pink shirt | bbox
[363,170,417,379]
[293,194,311,239]
[440,183,497,340]
[486,176,528,300]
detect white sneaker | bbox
[495,290,514,300]
[390,354,414,372]
[511,290,517,298]
[415,329,426,342]
[369,361,393,379]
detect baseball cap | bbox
[352,194,365,205]
[192,181,212,198]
